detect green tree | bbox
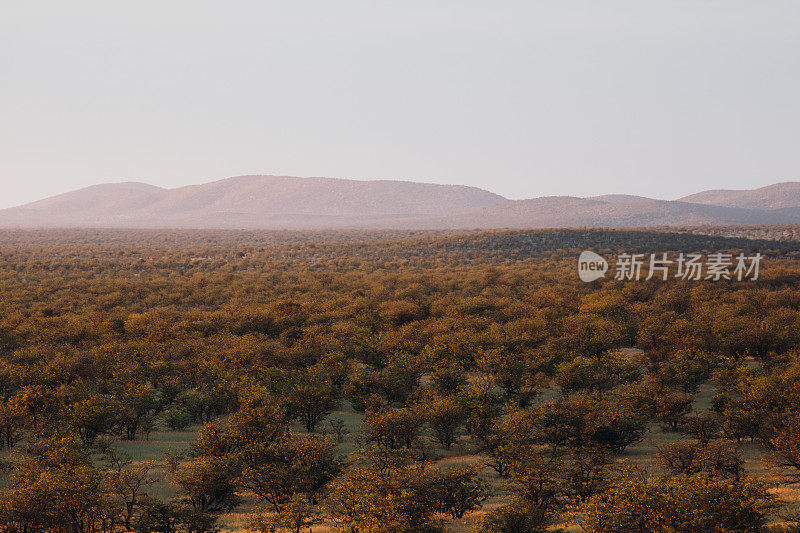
[249,495,320,533]
[476,500,547,533]
[115,382,160,440]
[103,447,157,530]
[0,435,111,533]
[428,466,488,519]
[239,434,340,513]
[581,469,773,533]
[68,393,123,445]
[362,406,422,449]
[324,446,444,533]
[766,413,800,483]
[169,454,241,514]
[287,373,338,432]
[420,395,466,449]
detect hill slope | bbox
[2,176,800,229]
[0,175,506,228]
[679,182,800,210]
[403,197,796,229]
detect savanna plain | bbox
[2,228,800,532]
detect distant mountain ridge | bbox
[678,182,800,210]
[0,175,505,229]
[2,175,800,229]
[396,196,795,229]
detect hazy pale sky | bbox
[1,1,799,208]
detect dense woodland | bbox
[3,228,800,532]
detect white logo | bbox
[578,251,608,282]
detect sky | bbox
[1,1,799,209]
